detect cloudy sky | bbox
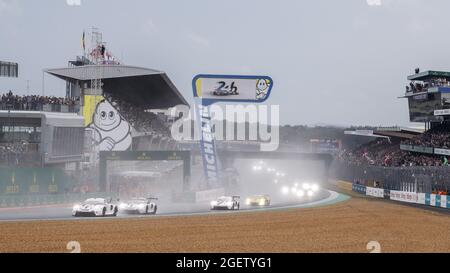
[1,0,450,127]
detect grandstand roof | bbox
[373,131,418,140]
[45,65,188,109]
[408,70,450,81]
[345,127,423,140]
[344,130,387,138]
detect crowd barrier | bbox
[352,183,449,209]
[0,192,114,208]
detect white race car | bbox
[210,196,240,210]
[119,197,158,215]
[72,198,118,217]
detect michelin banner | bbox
[195,104,219,185]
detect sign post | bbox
[192,75,274,187]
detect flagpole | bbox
[82,29,86,59]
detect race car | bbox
[118,197,158,215]
[212,89,239,96]
[72,198,118,217]
[245,195,271,207]
[210,196,240,210]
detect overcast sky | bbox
[1,0,450,127]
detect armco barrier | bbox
[0,192,116,208]
[366,187,384,198]
[390,190,418,204]
[352,183,449,209]
[425,193,449,208]
[352,184,366,194]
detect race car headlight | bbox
[73,204,81,210]
[246,199,251,205]
[311,184,319,192]
[302,183,311,190]
[259,200,265,206]
[119,203,127,209]
[281,186,289,195]
[297,190,305,197]
[307,190,314,197]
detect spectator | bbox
[0,91,78,112]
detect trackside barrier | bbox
[352,184,366,195]
[0,192,115,208]
[366,187,384,198]
[352,183,449,209]
[383,189,390,200]
[390,190,418,204]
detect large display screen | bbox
[408,93,449,122]
[0,62,18,78]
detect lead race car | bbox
[210,196,240,210]
[72,198,119,217]
[119,197,158,215]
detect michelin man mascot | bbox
[88,100,132,151]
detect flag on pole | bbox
[82,31,86,51]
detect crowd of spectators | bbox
[0,143,40,166]
[338,138,448,168]
[105,94,172,136]
[402,123,450,149]
[0,91,78,112]
[406,78,450,94]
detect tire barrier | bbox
[0,192,115,208]
[352,183,449,209]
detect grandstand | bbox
[335,69,450,194]
[0,29,194,201]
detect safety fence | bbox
[333,161,450,193]
[352,183,450,209]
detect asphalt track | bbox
[0,190,349,222]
